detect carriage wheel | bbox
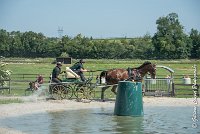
[51,84,66,100]
[65,85,73,99]
[104,89,116,100]
[75,86,95,102]
[74,85,85,101]
[72,84,79,98]
[87,83,96,98]
[83,87,95,102]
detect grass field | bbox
[1,58,200,98]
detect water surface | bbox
[0,106,199,134]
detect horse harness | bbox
[127,67,142,81]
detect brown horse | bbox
[99,61,156,101]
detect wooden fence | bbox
[1,73,199,97]
[173,83,199,96]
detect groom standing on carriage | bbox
[70,59,88,82]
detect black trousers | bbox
[73,70,86,82]
[52,78,62,83]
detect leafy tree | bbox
[21,31,36,57]
[190,29,200,58]
[152,13,192,59]
[0,29,10,56]
[1,17,199,60]
[132,35,154,59]
[9,31,23,57]
[21,31,51,57]
[61,35,72,52]
[44,37,60,57]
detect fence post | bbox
[172,82,175,96]
[8,78,11,94]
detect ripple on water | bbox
[0,106,199,134]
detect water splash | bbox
[22,85,49,102]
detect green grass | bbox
[2,58,200,98]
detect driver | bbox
[70,59,87,82]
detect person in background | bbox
[51,62,65,83]
[165,75,171,85]
[36,74,44,84]
[34,74,44,90]
[70,59,88,82]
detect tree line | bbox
[0,13,200,59]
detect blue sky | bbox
[0,0,199,38]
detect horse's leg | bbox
[111,85,117,95]
[101,86,109,101]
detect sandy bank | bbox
[0,97,199,119]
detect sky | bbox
[0,0,199,38]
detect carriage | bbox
[48,61,156,101]
[48,68,98,102]
[25,61,156,101]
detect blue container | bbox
[114,81,143,116]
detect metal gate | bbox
[143,65,174,97]
[143,78,173,96]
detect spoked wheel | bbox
[87,83,96,99]
[74,85,85,101]
[51,84,66,100]
[65,85,73,99]
[73,84,80,98]
[75,85,95,102]
[83,87,95,102]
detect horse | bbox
[99,61,156,101]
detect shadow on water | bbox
[92,109,144,133]
[0,106,200,134]
[111,116,144,133]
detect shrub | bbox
[0,56,12,86]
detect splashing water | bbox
[22,85,49,102]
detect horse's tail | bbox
[99,71,107,84]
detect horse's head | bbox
[148,63,156,79]
[137,61,156,79]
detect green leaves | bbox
[0,12,199,59]
[0,56,12,86]
[152,13,192,59]
[190,29,200,58]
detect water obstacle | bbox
[114,81,143,116]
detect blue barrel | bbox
[114,81,143,116]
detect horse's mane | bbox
[134,61,152,69]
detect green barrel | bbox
[114,81,143,116]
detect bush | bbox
[0,56,12,86]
